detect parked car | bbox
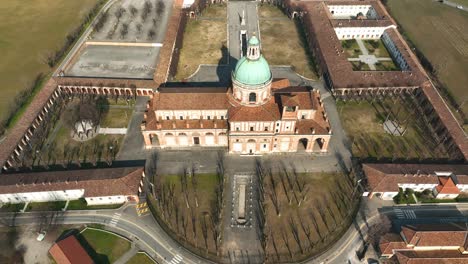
[457,5,464,9]
[36,231,46,241]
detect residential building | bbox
[363,163,468,200]
[49,235,94,264]
[0,167,144,205]
[380,224,468,263]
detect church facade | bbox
[141,37,332,154]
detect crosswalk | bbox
[394,208,417,219]
[168,254,183,264]
[109,212,121,227]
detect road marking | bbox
[109,212,122,226]
[168,254,183,264]
[394,208,404,219]
[403,210,417,219]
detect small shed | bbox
[49,235,94,264]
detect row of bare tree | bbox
[153,152,225,257]
[255,159,360,263]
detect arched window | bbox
[249,92,256,103]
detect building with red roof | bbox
[49,235,93,264]
[141,37,332,154]
[380,224,468,264]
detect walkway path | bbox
[355,39,376,70]
[227,1,260,63]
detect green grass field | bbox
[259,5,318,79]
[100,108,133,128]
[0,0,99,121]
[126,253,155,264]
[386,0,468,117]
[79,228,130,264]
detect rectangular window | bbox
[179,116,183,120]
[166,116,170,120]
[207,116,211,120]
[250,127,254,131]
[221,116,224,120]
[264,127,268,131]
[275,129,279,133]
[301,114,306,119]
[236,127,240,131]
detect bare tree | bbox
[147,29,156,40]
[156,0,166,17]
[114,7,126,20]
[367,215,392,250]
[120,23,129,39]
[129,5,138,17]
[288,217,303,254]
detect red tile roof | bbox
[395,250,468,264]
[0,167,142,197]
[49,235,93,264]
[292,0,428,89]
[153,88,229,110]
[363,163,468,193]
[228,95,281,122]
[436,177,460,195]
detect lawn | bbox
[385,0,468,120]
[259,5,318,79]
[78,228,130,264]
[26,201,66,211]
[337,99,450,160]
[259,169,358,262]
[0,0,100,122]
[351,61,371,71]
[126,252,155,264]
[341,39,362,58]
[0,203,25,212]
[175,4,227,80]
[100,108,133,128]
[151,173,221,256]
[66,198,123,210]
[38,123,124,166]
[363,39,391,58]
[375,61,400,71]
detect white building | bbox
[363,163,468,200]
[0,167,144,205]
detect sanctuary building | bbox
[141,37,332,155]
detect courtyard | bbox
[174,4,228,80]
[28,96,136,168]
[256,161,358,263]
[259,4,318,79]
[147,160,224,260]
[63,0,173,79]
[337,98,451,160]
[341,38,399,71]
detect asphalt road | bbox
[438,0,468,12]
[309,202,468,264]
[0,206,213,264]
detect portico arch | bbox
[297,138,308,152]
[313,138,325,152]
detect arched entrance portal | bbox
[297,138,308,152]
[313,138,325,152]
[247,139,256,154]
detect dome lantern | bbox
[232,36,273,106]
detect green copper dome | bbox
[233,56,271,85]
[233,36,271,86]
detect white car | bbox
[457,5,464,9]
[36,231,46,241]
